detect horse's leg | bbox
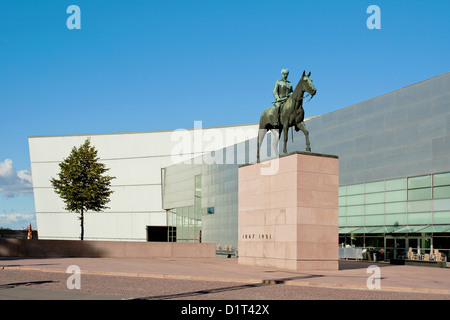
[298,122,311,152]
[283,124,289,154]
[257,128,267,163]
[271,128,280,158]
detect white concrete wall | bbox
[29,123,258,241]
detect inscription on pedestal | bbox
[241,233,273,240]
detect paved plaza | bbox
[1,257,449,300]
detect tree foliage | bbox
[50,139,115,240]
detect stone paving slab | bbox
[1,257,449,294]
[0,286,125,300]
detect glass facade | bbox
[339,172,450,230]
[165,161,241,250]
[201,164,239,250]
[339,172,450,259]
[167,175,202,242]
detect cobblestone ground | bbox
[1,269,449,300]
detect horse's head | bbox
[300,70,317,97]
[293,70,316,133]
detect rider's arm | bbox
[273,81,280,101]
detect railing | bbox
[216,245,237,258]
[391,249,447,267]
[399,250,447,262]
[339,247,363,260]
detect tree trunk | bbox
[80,209,84,241]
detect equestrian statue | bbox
[257,69,317,163]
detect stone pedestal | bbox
[238,152,339,271]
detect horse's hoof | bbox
[306,148,311,152]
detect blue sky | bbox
[1,0,449,229]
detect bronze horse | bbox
[257,71,316,163]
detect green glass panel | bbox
[346,194,364,206]
[386,178,407,191]
[433,172,450,187]
[339,196,346,206]
[339,186,347,196]
[408,200,431,213]
[169,211,176,226]
[346,215,364,227]
[365,181,385,193]
[385,213,407,226]
[338,217,346,226]
[339,207,347,217]
[346,205,364,216]
[195,225,201,238]
[432,211,450,224]
[385,190,407,202]
[408,175,431,189]
[179,226,186,240]
[365,203,385,215]
[346,184,365,196]
[385,202,407,214]
[408,212,432,225]
[433,186,450,199]
[188,227,194,240]
[365,192,385,204]
[364,214,385,226]
[408,188,432,200]
[433,199,450,212]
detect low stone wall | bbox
[0,238,215,258]
[0,230,38,239]
[390,258,447,268]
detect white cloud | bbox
[0,213,34,223]
[17,168,33,184]
[0,212,35,230]
[0,159,15,179]
[0,158,33,198]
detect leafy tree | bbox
[51,139,115,240]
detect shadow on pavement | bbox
[0,280,58,289]
[132,275,325,300]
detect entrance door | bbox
[407,236,432,255]
[385,237,406,260]
[385,236,432,260]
